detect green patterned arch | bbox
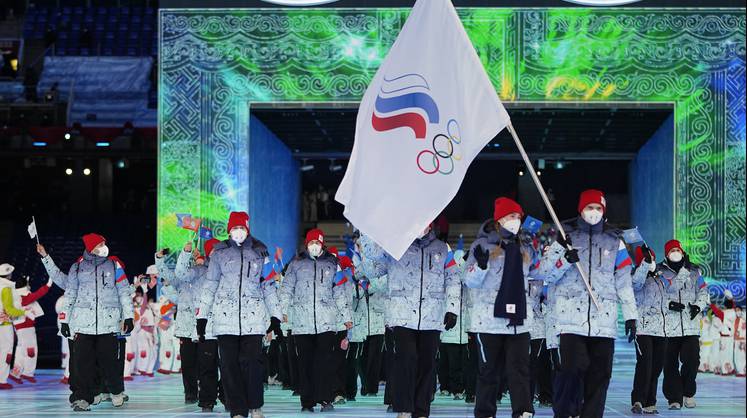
[159,7,746,284]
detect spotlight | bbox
[329,159,342,172]
[299,158,315,172]
[96,141,110,147]
[518,170,524,176]
[32,141,47,147]
[65,168,73,175]
[64,133,71,140]
[537,170,542,176]
[83,168,91,176]
[116,159,127,169]
[555,161,565,170]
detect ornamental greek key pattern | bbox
[159,8,746,296]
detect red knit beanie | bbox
[577,189,606,214]
[204,238,220,257]
[634,246,656,266]
[227,211,250,233]
[664,239,683,256]
[328,246,339,257]
[493,197,523,222]
[82,233,106,253]
[305,228,324,246]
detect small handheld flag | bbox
[28,217,39,244]
[521,215,543,235]
[199,226,213,240]
[621,227,645,246]
[456,234,464,252]
[176,213,201,232]
[261,260,278,284]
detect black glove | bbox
[689,303,701,320]
[556,231,572,248]
[196,318,208,342]
[564,248,580,264]
[669,301,686,312]
[625,319,637,343]
[268,316,283,338]
[473,245,489,270]
[443,312,457,331]
[122,318,134,335]
[60,323,71,338]
[641,244,653,264]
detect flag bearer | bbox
[463,197,534,418]
[197,212,283,418]
[539,189,638,418]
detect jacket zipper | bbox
[679,288,684,337]
[417,248,424,331]
[313,260,318,334]
[659,280,667,338]
[587,233,593,337]
[95,263,99,334]
[239,249,243,335]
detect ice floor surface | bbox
[1,342,744,417]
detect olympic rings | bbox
[416,120,462,175]
[417,149,440,175]
[447,119,461,144]
[432,134,454,158]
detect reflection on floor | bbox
[1,342,744,417]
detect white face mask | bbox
[500,219,521,235]
[94,245,109,258]
[135,296,143,305]
[230,228,248,244]
[668,251,683,263]
[582,209,603,225]
[307,243,323,258]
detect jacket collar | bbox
[413,229,436,248]
[0,277,14,288]
[83,250,108,266]
[575,216,604,234]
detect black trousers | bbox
[363,334,385,395]
[631,335,666,407]
[267,339,281,380]
[464,333,478,398]
[294,331,337,408]
[390,327,440,417]
[179,338,199,401]
[67,338,77,403]
[383,328,395,405]
[276,335,291,387]
[438,342,467,394]
[663,335,699,404]
[553,334,614,418]
[345,341,365,399]
[198,339,220,408]
[285,331,299,391]
[530,338,553,404]
[73,333,123,403]
[474,332,533,418]
[332,330,348,398]
[216,335,265,416]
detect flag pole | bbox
[32,216,40,245]
[507,123,600,309]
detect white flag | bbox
[335,0,510,260]
[27,220,37,239]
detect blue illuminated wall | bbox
[248,115,300,262]
[630,114,675,259]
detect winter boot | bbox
[111,393,126,407]
[668,402,681,410]
[71,400,91,411]
[683,397,696,408]
[642,405,659,414]
[250,409,265,418]
[631,402,643,414]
